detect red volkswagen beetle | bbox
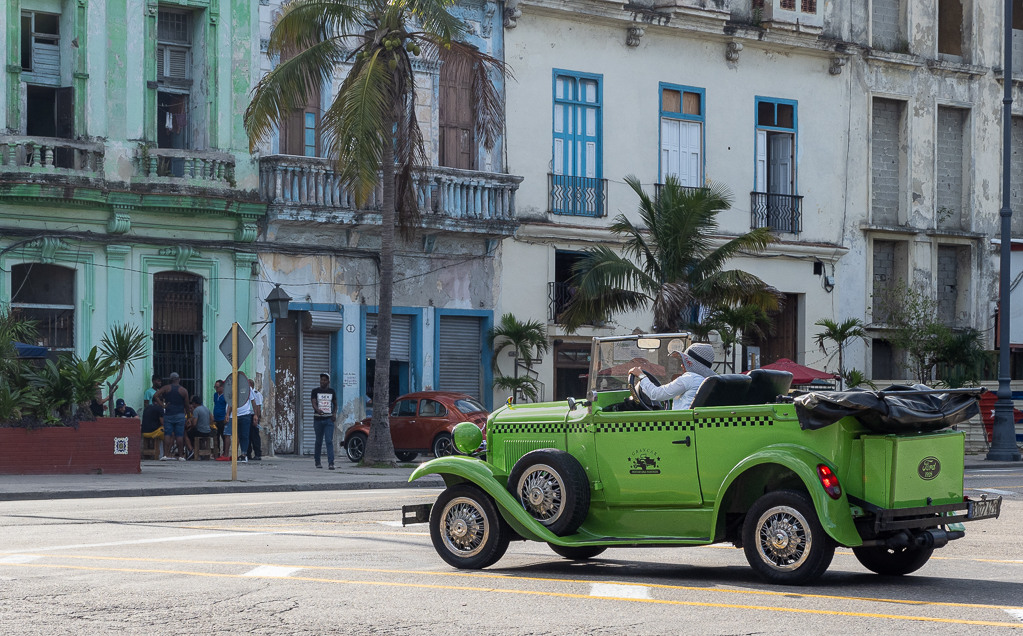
[342,391,489,462]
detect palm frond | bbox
[245,37,350,149]
[695,269,782,312]
[391,48,427,239]
[399,0,467,42]
[265,0,371,58]
[688,228,773,284]
[321,49,391,206]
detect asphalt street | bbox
[0,467,1021,635]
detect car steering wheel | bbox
[628,370,663,410]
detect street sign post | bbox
[220,323,254,481]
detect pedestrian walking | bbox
[186,395,212,459]
[311,373,337,470]
[144,375,162,408]
[212,379,227,458]
[155,372,191,461]
[219,378,253,463]
[247,378,264,461]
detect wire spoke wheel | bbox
[755,505,812,571]
[440,497,490,558]
[517,464,566,526]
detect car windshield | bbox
[589,334,692,393]
[454,398,486,413]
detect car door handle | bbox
[672,436,691,447]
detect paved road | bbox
[1,467,1021,634]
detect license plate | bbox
[968,497,1002,520]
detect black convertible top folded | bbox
[793,384,983,433]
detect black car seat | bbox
[689,374,752,408]
[745,369,794,405]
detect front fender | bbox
[409,456,566,544]
[714,444,862,547]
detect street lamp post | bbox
[989,0,1023,462]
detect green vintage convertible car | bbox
[407,334,1000,584]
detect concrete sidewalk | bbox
[0,455,444,501]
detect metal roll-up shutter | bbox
[300,331,331,455]
[365,314,412,361]
[438,316,482,399]
[303,310,343,332]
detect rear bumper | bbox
[849,494,1002,534]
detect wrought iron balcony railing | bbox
[750,191,803,233]
[548,281,573,323]
[548,173,607,217]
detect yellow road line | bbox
[2,562,1020,629]
[11,553,1023,612]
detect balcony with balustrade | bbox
[133,147,237,188]
[259,155,524,235]
[750,191,803,233]
[0,136,105,179]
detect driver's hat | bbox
[679,343,715,377]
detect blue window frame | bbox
[551,70,604,216]
[658,83,705,188]
[304,112,317,157]
[552,70,602,179]
[754,96,798,195]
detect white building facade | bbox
[492,0,1019,401]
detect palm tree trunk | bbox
[363,129,398,465]
[838,345,844,391]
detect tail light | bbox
[816,464,842,500]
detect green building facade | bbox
[1,0,266,408]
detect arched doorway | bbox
[152,272,203,398]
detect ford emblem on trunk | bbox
[918,456,941,480]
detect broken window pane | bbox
[938,0,963,56]
[21,16,32,70]
[34,13,59,35]
[777,103,794,128]
[757,101,775,127]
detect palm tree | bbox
[100,324,148,414]
[487,313,549,403]
[560,176,781,333]
[245,0,507,464]
[709,304,773,373]
[813,318,868,390]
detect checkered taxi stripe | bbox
[488,422,570,435]
[596,422,695,433]
[695,415,774,429]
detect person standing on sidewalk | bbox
[155,372,191,460]
[247,378,264,461]
[144,375,162,408]
[311,373,337,470]
[212,379,227,458]
[219,378,253,464]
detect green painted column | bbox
[6,0,21,132]
[207,1,219,147]
[73,0,89,135]
[105,245,131,398]
[230,0,251,151]
[106,0,127,141]
[143,1,158,142]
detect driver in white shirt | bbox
[630,343,717,410]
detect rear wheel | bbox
[395,451,418,462]
[345,432,366,463]
[432,433,454,457]
[852,545,933,576]
[742,489,835,585]
[507,449,590,536]
[549,543,607,560]
[429,484,511,569]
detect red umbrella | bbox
[758,358,837,385]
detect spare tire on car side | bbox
[507,449,590,536]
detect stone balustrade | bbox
[135,147,235,184]
[259,155,523,220]
[0,136,104,176]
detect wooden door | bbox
[751,293,799,366]
[439,60,474,169]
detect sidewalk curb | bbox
[0,477,445,502]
